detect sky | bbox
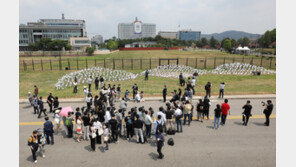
[19,0,276,39]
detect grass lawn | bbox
[19,70,276,99]
[20,50,276,71]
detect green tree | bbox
[237,37,250,47]
[221,38,230,48]
[106,40,118,50]
[85,46,95,56]
[201,38,209,47]
[231,39,238,48]
[209,36,219,48]
[223,39,232,52]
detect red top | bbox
[221,103,230,115]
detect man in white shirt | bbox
[174,106,183,133]
[219,82,225,98]
[88,76,93,92]
[156,107,166,126]
[105,108,111,128]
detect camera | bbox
[131,107,137,112]
[261,101,266,106]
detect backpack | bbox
[167,128,176,135]
[65,117,71,126]
[156,122,164,135]
[168,138,174,146]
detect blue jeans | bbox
[118,92,121,99]
[176,119,182,132]
[145,124,151,138]
[183,114,191,125]
[214,117,220,129]
[117,123,122,137]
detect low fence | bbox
[20,56,276,71]
[118,47,184,51]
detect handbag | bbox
[91,131,97,139]
[98,128,103,136]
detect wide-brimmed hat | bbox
[55,109,61,114]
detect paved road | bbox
[19,98,276,167]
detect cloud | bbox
[19,0,275,39]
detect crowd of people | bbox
[27,72,274,164]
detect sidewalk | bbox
[19,94,276,104]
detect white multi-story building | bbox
[19,14,86,50]
[118,17,156,39]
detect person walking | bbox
[117,84,121,100]
[89,122,97,152]
[263,100,274,126]
[134,114,144,144]
[124,90,130,101]
[163,85,167,102]
[99,76,104,87]
[32,95,39,114]
[205,82,211,98]
[213,104,222,129]
[47,93,54,113]
[38,97,47,118]
[145,69,149,80]
[95,77,99,90]
[76,115,83,142]
[156,128,165,159]
[37,129,46,158]
[132,84,138,100]
[28,130,39,163]
[242,100,252,126]
[53,97,59,111]
[54,109,61,134]
[88,76,93,92]
[34,85,39,97]
[73,80,78,94]
[221,99,230,125]
[174,106,183,133]
[219,82,225,98]
[43,116,54,145]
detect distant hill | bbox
[202,30,261,41]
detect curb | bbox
[19,94,276,104]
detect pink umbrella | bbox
[59,106,73,117]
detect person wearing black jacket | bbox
[108,114,118,143]
[53,96,59,110]
[95,77,99,90]
[125,112,134,141]
[213,104,222,129]
[205,82,211,98]
[203,97,210,120]
[47,93,54,113]
[242,100,252,126]
[28,130,39,163]
[263,100,274,126]
[163,85,167,102]
[43,116,54,144]
[38,97,47,119]
[99,76,104,86]
[132,84,138,99]
[134,114,144,144]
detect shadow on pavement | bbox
[23,105,32,109]
[206,126,214,129]
[84,145,91,152]
[233,122,244,126]
[252,122,266,126]
[148,152,158,161]
[98,146,105,153]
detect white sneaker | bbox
[34,160,37,163]
[43,155,45,158]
